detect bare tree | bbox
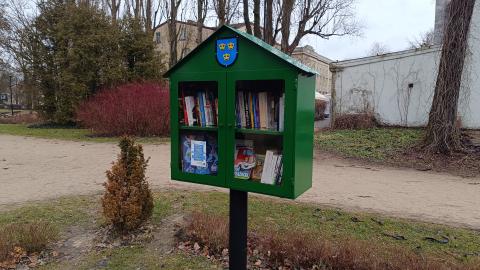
[213,0,240,26]
[104,0,121,23]
[367,42,390,56]
[409,29,435,49]
[196,0,208,44]
[279,0,359,54]
[423,0,475,154]
[263,0,274,45]
[252,0,261,38]
[242,0,252,34]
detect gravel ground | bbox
[0,134,479,229]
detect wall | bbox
[332,47,441,127]
[461,0,480,129]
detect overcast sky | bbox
[303,0,436,61]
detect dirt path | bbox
[1,134,479,229]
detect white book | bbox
[238,91,246,127]
[185,96,195,126]
[261,150,273,184]
[279,93,285,132]
[259,92,268,129]
[202,92,211,126]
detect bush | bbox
[0,112,40,124]
[0,222,58,262]
[315,99,327,120]
[181,212,477,270]
[76,82,170,137]
[102,137,154,232]
[334,113,377,130]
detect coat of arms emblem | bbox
[216,38,238,67]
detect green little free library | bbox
[164,25,316,199]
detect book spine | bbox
[198,92,206,127]
[249,92,254,129]
[181,90,188,126]
[185,97,195,126]
[279,93,284,132]
[238,91,245,128]
[244,92,251,128]
[261,151,272,184]
[255,93,260,129]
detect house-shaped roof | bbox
[163,25,317,77]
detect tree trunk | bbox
[217,0,226,25]
[145,0,152,32]
[253,0,261,38]
[263,0,273,45]
[242,0,252,34]
[280,0,294,53]
[196,0,204,44]
[424,0,475,154]
[168,0,179,67]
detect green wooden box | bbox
[164,25,316,199]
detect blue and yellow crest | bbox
[216,38,237,67]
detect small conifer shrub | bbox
[102,137,154,232]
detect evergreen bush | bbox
[102,137,153,232]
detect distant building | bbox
[153,20,216,65]
[154,21,333,94]
[292,45,332,94]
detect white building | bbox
[331,0,480,129]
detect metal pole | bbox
[9,75,13,116]
[229,189,248,270]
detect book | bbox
[260,150,283,185]
[191,140,207,168]
[279,93,285,131]
[238,91,246,127]
[251,154,265,181]
[234,140,256,179]
[184,96,196,126]
[181,134,218,175]
[234,90,284,131]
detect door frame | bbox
[170,71,227,188]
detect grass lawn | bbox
[1,191,479,268]
[0,124,169,144]
[315,128,424,160]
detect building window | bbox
[155,32,161,44]
[179,29,187,41]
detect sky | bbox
[303,0,436,61]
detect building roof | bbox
[164,25,317,77]
[293,45,333,64]
[153,20,217,32]
[331,46,441,69]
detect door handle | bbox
[227,124,233,128]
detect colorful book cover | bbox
[191,140,207,168]
[234,141,256,179]
[181,134,218,175]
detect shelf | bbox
[179,125,218,132]
[235,128,283,136]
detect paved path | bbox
[0,134,479,229]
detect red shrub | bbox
[76,82,170,136]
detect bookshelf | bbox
[165,25,316,199]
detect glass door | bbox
[170,72,227,188]
[226,70,296,197]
